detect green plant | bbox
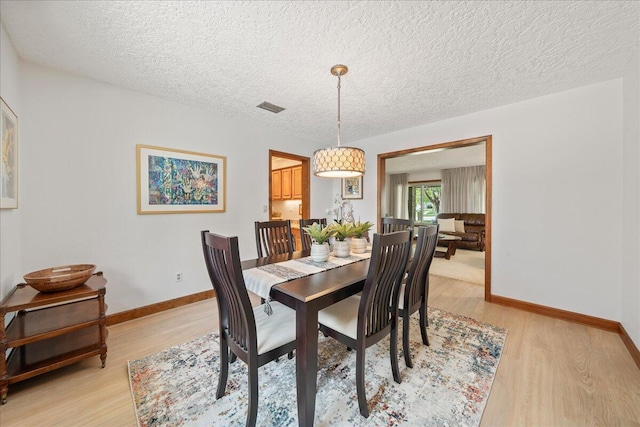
[352,220,374,238]
[329,221,357,241]
[301,222,335,245]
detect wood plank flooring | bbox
[1,275,639,426]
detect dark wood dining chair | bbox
[201,231,297,427]
[398,225,439,368]
[381,217,414,234]
[299,218,327,251]
[254,220,295,257]
[317,230,412,418]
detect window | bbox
[408,182,441,223]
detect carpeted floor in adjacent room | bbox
[430,248,485,285]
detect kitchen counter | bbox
[270,216,300,229]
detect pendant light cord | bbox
[337,72,342,147]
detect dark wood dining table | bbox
[241,250,369,427]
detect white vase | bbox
[350,237,368,254]
[310,242,330,262]
[333,240,351,257]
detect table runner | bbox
[243,250,372,314]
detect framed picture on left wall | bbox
[136,144,226,214]
[1,97,18,209]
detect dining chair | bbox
[398,225,439,368]
[254,220,295,257]
[317,230,412,418]
[381,217,414,234]
[299,218,327,251]
[201,231,297,427]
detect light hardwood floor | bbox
[1,275,639,426]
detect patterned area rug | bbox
[128,308,506,426]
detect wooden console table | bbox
[0,273,107,404]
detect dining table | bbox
[241,250,370,427]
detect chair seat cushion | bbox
[318,295,361,340]
[397,281,418,311]
[254,301,296,355]
[398,282,406,310]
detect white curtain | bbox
[387,173,409,219]
[441,165,486,213]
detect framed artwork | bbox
[341,176,363,200]
[1,97,18,209]
[137,144,226,214]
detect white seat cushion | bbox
[397,282,406,310]
[318,295,361,340]
[254,301,297,355]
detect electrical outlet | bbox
[175,272,182,282]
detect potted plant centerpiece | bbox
[301,222,335,262]
[351,220,374,254]
[330,221,357,257]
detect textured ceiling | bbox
[1,1,638,146]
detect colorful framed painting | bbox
[341,176,363,200]
[1,97,18,209]
[136,144,226,214]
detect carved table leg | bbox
[0,311,7,404]
[98,292,108,368]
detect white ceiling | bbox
[1,1,638,146]
[272,156,301,170]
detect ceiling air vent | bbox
[257,101,285,114]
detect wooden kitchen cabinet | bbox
[292,166,303,199]
[272,170,282,200]
[281,168,292,199]
[292,226,302,251]
[0,273,108,404]
[272,166,302,200]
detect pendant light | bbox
[313,64,365,178]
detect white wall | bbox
[18,62,333,314]
[408,171,441,182]
[622,45,640,348]
[353,80,624,322]
[0,22,22,301]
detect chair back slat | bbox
[255,220,294,257]
[201,231,256,353]
[404,225,439,311]
[359,230,412,338]
[381,217,414,234]
[299,218,328,251]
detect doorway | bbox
[377,135,492,301]
[269,150,311,249]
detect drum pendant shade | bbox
[313,146,365,178]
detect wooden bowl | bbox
[23,264,96,293]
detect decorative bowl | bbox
[23,264,96,293]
